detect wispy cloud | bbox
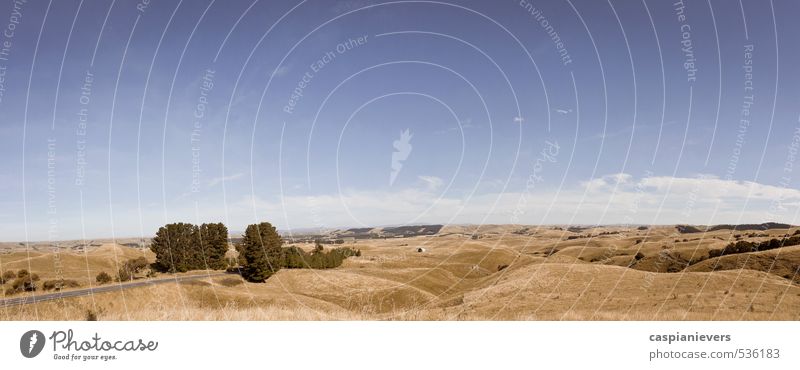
[271,65,290,78]
[208,172,244,187]
[418,175,443,191]
[23,174,795,241]
[222,174,800,229]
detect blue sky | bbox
[1,0,800,241]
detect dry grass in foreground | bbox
[3,225,800,320]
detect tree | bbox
[96,271,113,284]
[237,222,284,282]
[197,223,230,270]
[150,222,230,272]
[118,257,150,282]
[150,223,196,272]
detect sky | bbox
[1,0,800,241]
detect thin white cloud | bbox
[208,172,244,187]
[418,175,444,191]
[271,65,290,78]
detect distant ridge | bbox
[676,222,794,234]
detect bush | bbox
[218,277,244,287]
[42,279,80,291]
[9,276,37,293]
[17,269,29,278]
[96,271,113,284]
[117,269,133,282]
[286,246,360,269]
[118,257,150,282]
[634,252,645,260]
[2,270,15,282]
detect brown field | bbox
[2,225,799,320]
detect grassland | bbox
[2,225,799,320]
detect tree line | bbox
[708,231,800,258]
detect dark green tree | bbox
[237,222,284,282]
[197,223,230,270]
[150,222,195,272]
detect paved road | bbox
[0,272,230,308]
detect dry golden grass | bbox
[2,225,799,320]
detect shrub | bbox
[96,271,113,284]
[42,279,80,291]
[126,256,149,271]
[117,269,133,282]
[2,270,15,282]
[634,252,645,260]
[17,269,29,278]
[118,257,150,282]
[10,276,37,292]
[218,277,244,287]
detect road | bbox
[0,272,230,308]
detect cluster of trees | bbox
[145,221,362,283]
[283,244,360,269]
[235,222,362,282]
[709,235,800,258]
[150,222,230,272]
